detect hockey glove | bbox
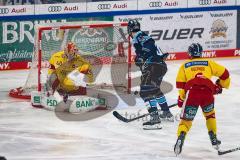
[161,52,169,60]
[214,79,223,95]
[67,69,87,87]
[135,56,144,68]
[178,96,184,108]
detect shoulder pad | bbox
[133,31,152,45]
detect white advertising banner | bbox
[0,5,34,16]
[138,0,187,10]
[237,0,240,5]
[115,10,237,52]
[87,0,137,13]
[35,3,87,15]
[188,0,236,8]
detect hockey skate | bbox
[174,131,186,156]
[0,156,6,160]
[143,107,162,130]
[160,110,174,122]
[208,131,221,150]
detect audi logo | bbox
[0,8,9,14]
[97,4,111,10]
[199,0,211,5]
[48,6,62,13]
[149,1,162,8]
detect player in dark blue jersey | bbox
[128,19,174,128]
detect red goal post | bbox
[9,21,133,99]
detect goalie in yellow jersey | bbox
[46,42,93,96]
[30,42,109,112]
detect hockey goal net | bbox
[9,21,133,99]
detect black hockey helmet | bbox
[127,19,140,34]
[188,43,203,58]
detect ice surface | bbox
[0,58,240,160]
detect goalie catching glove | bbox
[67,64,92,87]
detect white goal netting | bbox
[9,21,132,99]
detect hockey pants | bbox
[177,86,217,137]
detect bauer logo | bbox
[97,4,111,10]
[149,1,162,8]
[210,19,228,38]
[144,28,204,41]
[0,8,9,14]
[199,0,211,5]
[48,6,62,13]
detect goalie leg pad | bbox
[69,96,107,113]
[31,90,106,113]
[31,91,43,108]
[31,91,62,110]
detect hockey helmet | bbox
[127,19,141,34]
[65,42,79,60]
[188,43,203,58]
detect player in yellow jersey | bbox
[174,43,230,155]
[30,42,108,111]
[46,42,93,96]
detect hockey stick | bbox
[218,147,240,155]
[113,103,177,123]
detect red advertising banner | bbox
[1,49,240,71]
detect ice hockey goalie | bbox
[31,42,107,112]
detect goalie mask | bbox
[127,19,140,35]
[188,43,203,58]
[65,42,79,61]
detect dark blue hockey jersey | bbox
[132,31,166,63]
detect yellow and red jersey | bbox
[176,58,230,100]
[48,51,93,92]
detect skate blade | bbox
[174,140,182,156]
[143,123,162,130]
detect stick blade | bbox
[218,151,223,155]
[113,111,129,123]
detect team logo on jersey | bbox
[56,61,62,66]
[185,61,208,68]
[210,19,228,38]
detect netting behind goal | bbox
[9,21,132,99]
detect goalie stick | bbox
[218,147,240,155]
[113,103,177,123]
